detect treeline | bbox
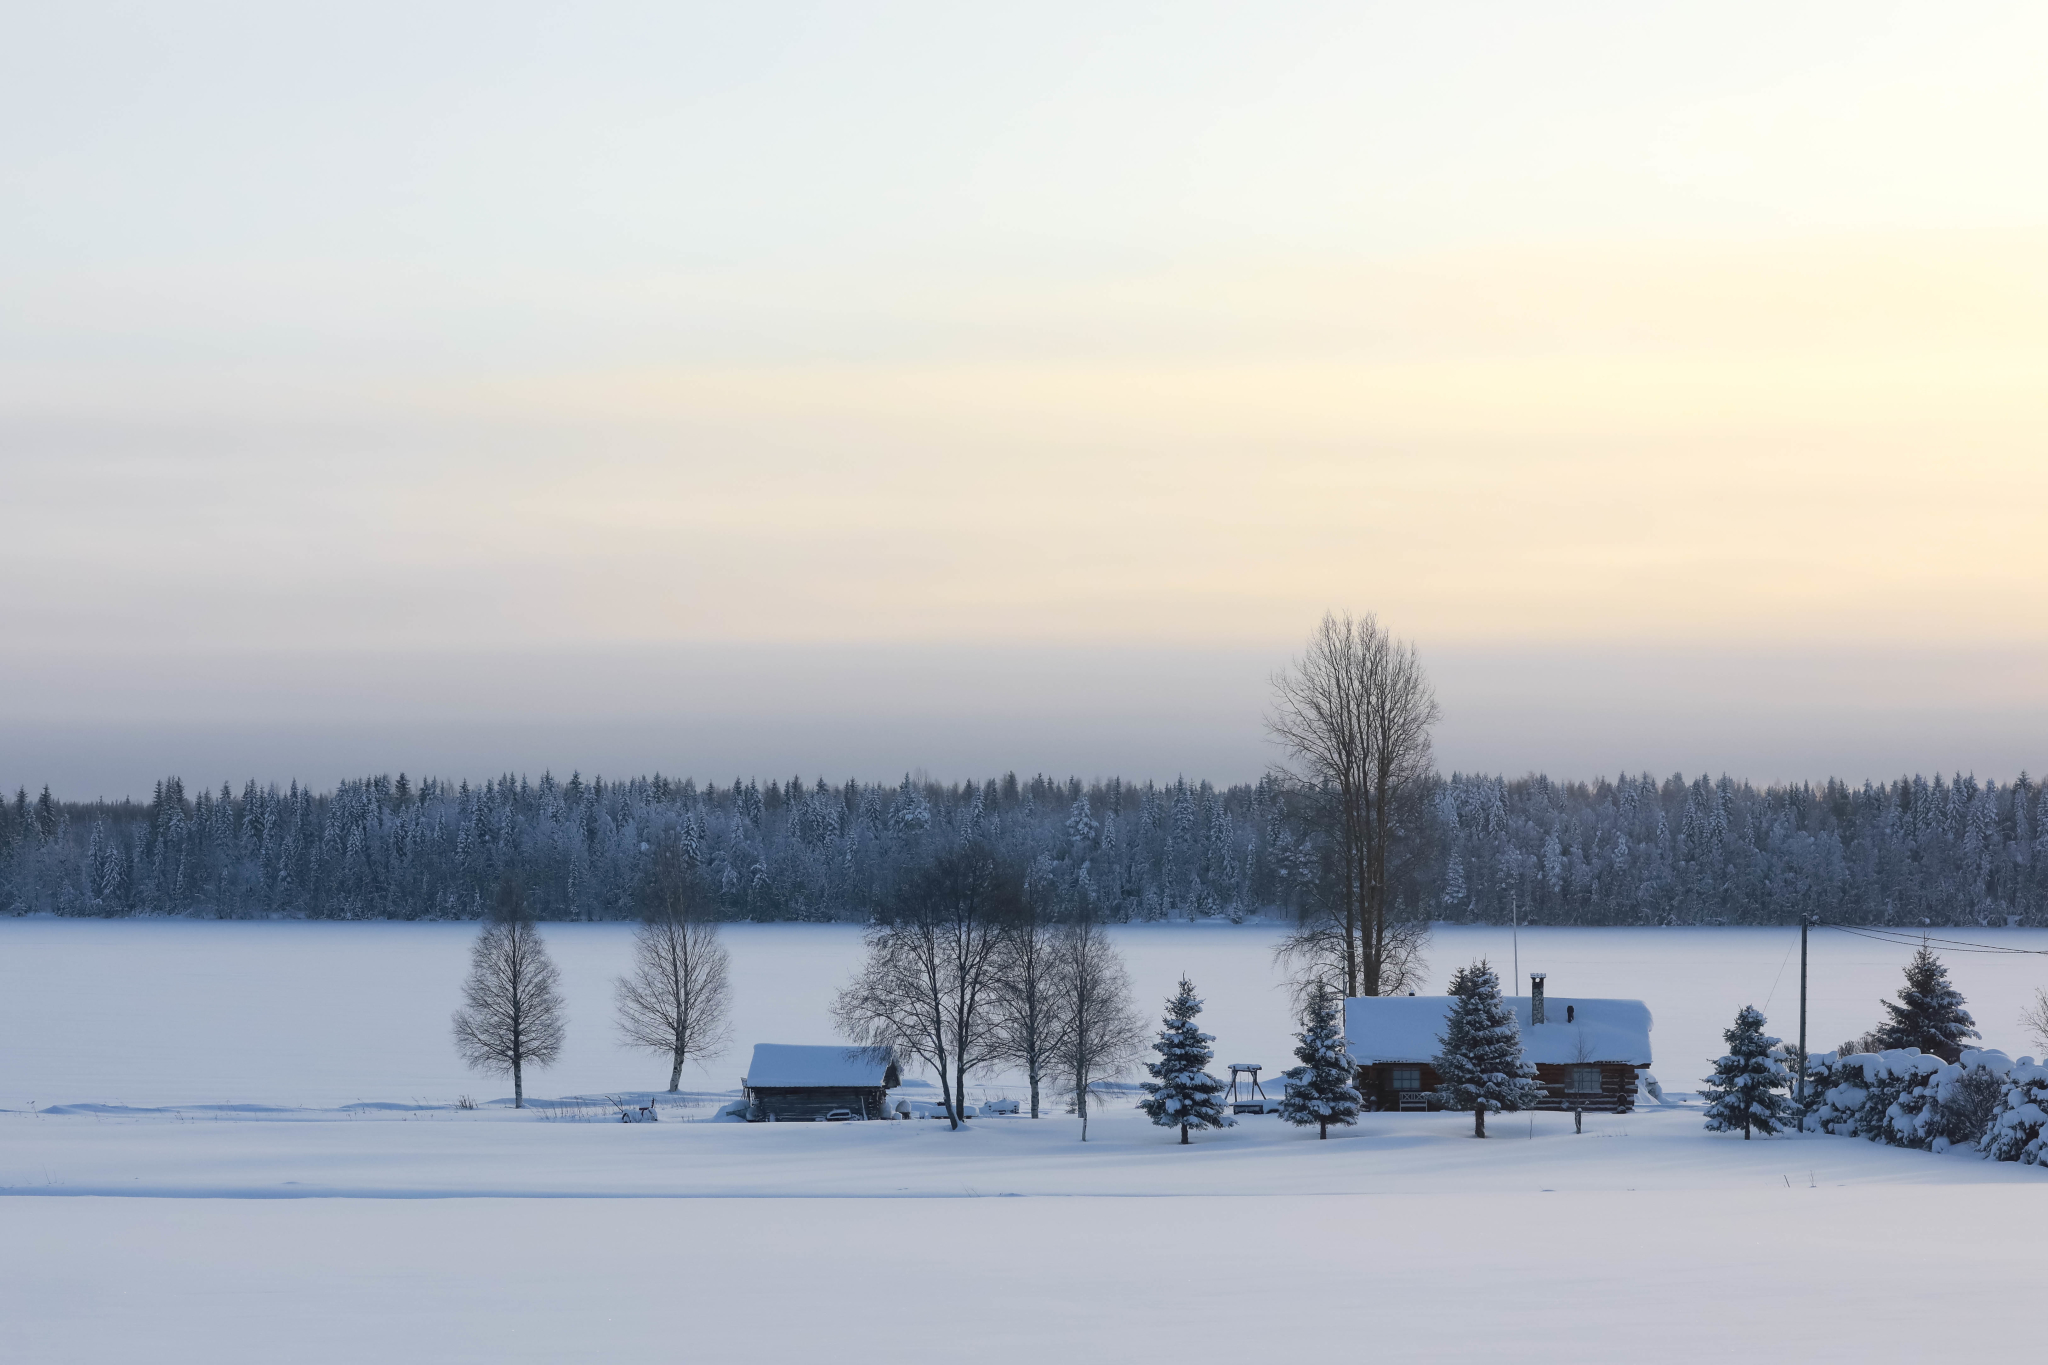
[0,772,1314,924]
[1,767,2044,926]
[1440,770,2048,927]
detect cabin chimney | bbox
[1530,972,1547,1025]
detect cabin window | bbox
[1568,1066,1603,1093]
[1388,1068,1422,1091]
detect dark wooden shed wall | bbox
[745,1086,891,1122]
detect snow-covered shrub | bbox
[1799,1049,1933,1141]
[1882,1049,2013,1151]
[1929,1052,2011,1149]
[1801,1049,2019,1153]
[1848,1050,1942,1147]
[1799,1052,1858,1135]
[1981,1057,2048,1166]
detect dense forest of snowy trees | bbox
[1,768,2044,926]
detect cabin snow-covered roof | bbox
[1344,996,1652,1067]
[743,1044,898,1089]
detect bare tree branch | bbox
[615,838,733,1092]
[451,883,566,1108]
[988,890,1073,1118]
[1052,916,1143,1141]
[832,844,1019,1129]
[1267,611,1440,998]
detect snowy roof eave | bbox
[742,1044,898,1089]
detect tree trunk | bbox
[1029,1066,1040,1119]
[668,1053,684,1093]
[1474,1106,1485,1138]
[1319,1120,1329,1139]
[514,1056,524,1109]
[1180,1122,1190,1145]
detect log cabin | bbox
[1344,974,1652,1113]
[741,1044,901,1122]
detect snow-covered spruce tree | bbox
[1278,984,1362,1139]
[1868,945,1979,1062]
[1139,976,1234,1144]
[1431,960,1543,1138]
[1700,1004,1791,1139]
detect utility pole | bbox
[1796,915,1810,1105]
[1511,892,1520,996]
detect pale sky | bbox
[4,2,2046,797]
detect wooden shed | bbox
[741,1044,900,1122]
[1344,977,1652,1114]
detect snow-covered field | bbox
[7,919,2047,1108]
[4,920,2044,1363]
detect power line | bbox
[1819,923,2048,956]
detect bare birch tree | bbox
[451,881,566,1108]
[1268,610,1440,998]
[832,844,1018,1130]
[615,843,732,1091]
[1052,916,1143,1141]
[2023,986,2048,1054]
[989,887,1072,1118]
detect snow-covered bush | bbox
[1799,1051,1859,1135]
[1981,1057,2048,1166]
[1867,1055,1941,1146]
[1802,1048,2021,1154]
[1855,1051,1944,1148]
[1928,1054,2009,1149]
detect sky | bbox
[4,1,2046,798]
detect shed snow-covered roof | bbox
[1344,996,1652,1067]
[743,1044,897,1089]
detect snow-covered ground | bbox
[4,920,2044,1363]
[6,1105,2045,1364]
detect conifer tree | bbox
[1700,1004,1790,1139]
[1868,945,1979,1062]
[1278,984,1362,1138]
[1139,976,1234,1144]
[1431,960,1543,1137]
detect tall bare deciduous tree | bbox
[452,881,566,1108]
[1053,916,1143,1141]
[2025,987,2048,1054]
[615,841,732,1092]
[1268,610,1440,998]
[833,844,1019,1130]
[989,887,1072,1118]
